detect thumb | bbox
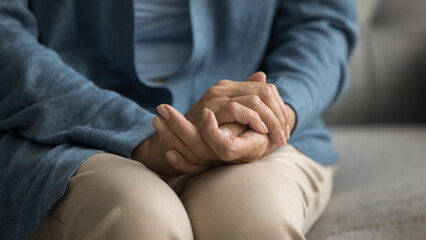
[245,71,267,83]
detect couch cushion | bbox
[324,0,426,125]
[307,126,426,240]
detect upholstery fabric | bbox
[307,126,426,240]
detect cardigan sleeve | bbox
[262,0,358,133]
[0,1,156,158]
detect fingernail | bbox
[222,127,232,137]
[285,125,291,140]
[166,151,178,163]
[157,105,170,120]
[280,130,287,145]
[202,109,209,121]
[261,122,268,133]
[152,117,166,132]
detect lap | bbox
[174,145,335,239]
[29,153,193,240]
[30,145,335,240]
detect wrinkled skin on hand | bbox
[132,72,296,176]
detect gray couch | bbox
[307,127,426,239]
[306,1,426,239]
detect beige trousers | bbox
[28,145,335,240]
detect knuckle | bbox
[208,86,219,94]
[228,101,239,111]
[260,85,273,99]
[267,83,278,92]
[217,79,231,86]
[205,86,220,99]
[228,102,240,115]
[248,95,261,107]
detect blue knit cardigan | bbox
[0,0,357,239]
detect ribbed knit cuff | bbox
[72,96,157,158]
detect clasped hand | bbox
[132,72,295,176]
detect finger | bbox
[200,108,268,161]
[231,95,286,146]
[157,104,216,162]
[214,102,268,134]
[245,71,267,83]
[223,82,287,131]
[238,129,275,162]
[269,84,291,139]
[258,83,286,131]
[229,71,284,131]
[152,116,201,163]
[166,150,208,175]
[219,122,248,137]
[210,72,265,98]
[239,129,270,162]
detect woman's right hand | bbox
[183,72,291,146]
[132,72,294,176]
[149,72,295,175]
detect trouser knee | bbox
[32,153,194,240]
[182,162,308,240]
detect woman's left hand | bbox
[152,74,296,175]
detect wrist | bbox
[131,133,183,177]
